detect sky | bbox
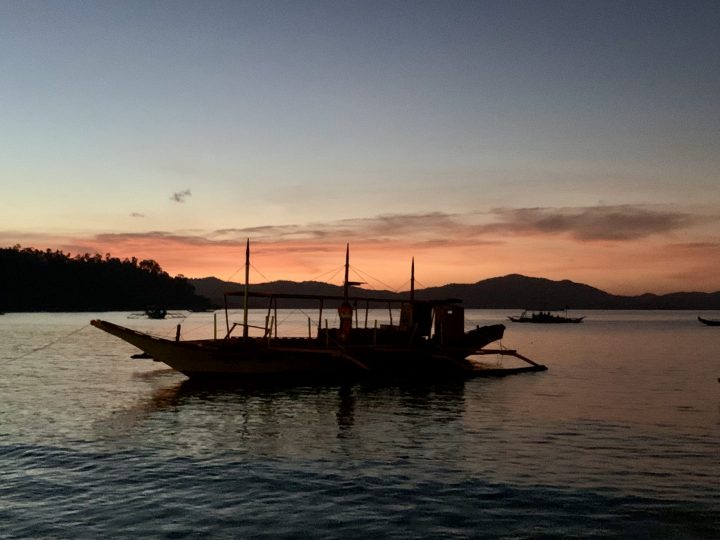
[1,0,719,295]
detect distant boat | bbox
[127,308,186,320]
[144,307,167,320]
[509,310,585,324]
[91,243,548,381]
[697,316,720,326]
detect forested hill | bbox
[415,274,720,309]
[3,246,718,311]
[190,274,720,310]
[0,246,210,312]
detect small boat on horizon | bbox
[92,243,547,381]
[145,307,167,319]
[508,309,585,324]
[127,308,187,320]
[697,316,720,326]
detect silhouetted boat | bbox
[91,243,547,380]
[508,310,585,324]
[697,316,720,326]
[145,307,167,320]
[127,308,186,320]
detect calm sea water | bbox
[1,310,718,538]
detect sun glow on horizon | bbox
[6,219,718,296]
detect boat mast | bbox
[243,238,250,338]
[343,243,350,301]
[338,243,353,340]
[410,257,415,302]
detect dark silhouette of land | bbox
[0,246,210,312]
[190,274,720,310]
[2,245,718,311]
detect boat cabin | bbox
[222,290,469,346]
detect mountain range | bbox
[189,274,720,310]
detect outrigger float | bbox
[91,243,547,381]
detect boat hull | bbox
[91,320,546,380]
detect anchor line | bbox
[0,323,92,365]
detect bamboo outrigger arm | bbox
[473,348,547,369]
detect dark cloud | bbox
[409,238,503,249]
[85,213,470,251]
[213,225,307,238]
[130,212,145,218]
[335,212,459,239]
[95,231,225,246]
[668,242,720,250]
[170,189,192,203]
[85,206,711,252]
[487,205,704,241]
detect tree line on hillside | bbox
[189,274,720,310]
[0,246,211,312]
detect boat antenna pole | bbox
[410,257,415,302]
[243,238,250,338]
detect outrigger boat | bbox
[91,243,547,381]
[508,309,584,324]
[697,316,720,327]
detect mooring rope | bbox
[307,264,344,283]
[166,316,217,339]
[0,323,92,365]
[249,262,268,281]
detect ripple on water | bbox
[1,311,719,537]
[1,443,718,538]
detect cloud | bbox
[667,242,720,251]
[207,213,470,244]
[130,212,145,218]
[211,224,322,241]
[94,231,223,247]
[13,203,714,293]
[80,205,710,254]
[5,205,711,267]
[335,212,460,238]
[486,205,705,241]
[170,189,192,203]
[65,213,484,268]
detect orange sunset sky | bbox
[2,2,719,295]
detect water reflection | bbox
[336,384,355,435]
[97,376,469,460]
